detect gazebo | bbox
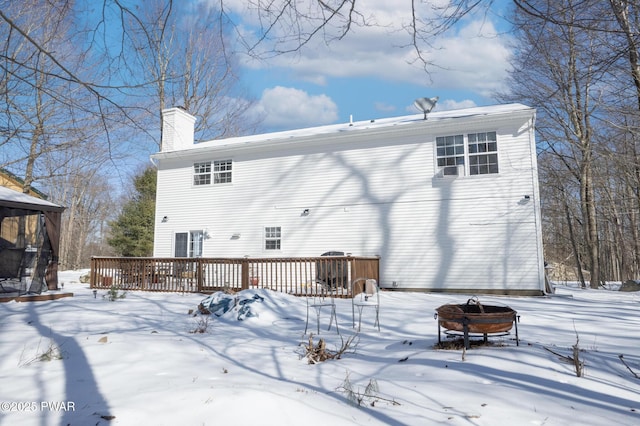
[0,186,65,294]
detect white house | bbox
[151,103,545,295]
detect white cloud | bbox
[438,99,478,111]
[428,21,512,96]
[374,102,397,113]
[227,0,512,96]
[254,86,338,129]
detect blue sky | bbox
[217,0,514,133]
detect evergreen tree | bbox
[108,167,156,257]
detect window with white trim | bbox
[193,160,232,185]
[174,230,203,257]
[264,227,281,250]
[193,162,211,185]
[213,160,232,184]
[435,132,499,177]
[436,135,465,176]
[468,132,498,175]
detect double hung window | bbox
[436,132,499,176]
[264,227,281,250]
[193,160,232,185]
[468,132,498,175]
[436,135,465,176]
[193,162,211,185]
[213,160,232,184]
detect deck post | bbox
[196,258,203,293]
[241,258,249,290]
[90,257,96,288]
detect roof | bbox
[151,103,535,161]
[0,186,65,213]
[204,103,534,146]
[0,168,48,199]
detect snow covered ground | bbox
[0,270,639,425]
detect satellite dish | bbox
[414,96,439,119]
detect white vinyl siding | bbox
[154,105,543,294]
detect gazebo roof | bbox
[0,186,64,215]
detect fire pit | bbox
[435,298,519,349]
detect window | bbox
[175,231,203,257]
[213,160,232,184]
[193,162,211,185]
[264,227,281,250]
[193,160,232,185]
[189,231,204,257]
[175,232,189,257]
[436,135,465,176]
[468,132,498,175]
[435,132,499,177]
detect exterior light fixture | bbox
[161,216,169,223]
[302,209,310,216]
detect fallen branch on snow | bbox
[619,354,640,379]
[544,346,574,363]
[544,344,584,377]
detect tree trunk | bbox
[565,193,586,287]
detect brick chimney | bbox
[161,107,196,152]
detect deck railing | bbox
[90,255,379,297]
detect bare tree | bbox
[0,0,502,156]
[0,1,260,267]
[503,0,640,284]
[501,0,610,287]
[606,0,640,279]
[40,142,118,269]
[110,0,259,147]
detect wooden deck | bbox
[90,255,380,296]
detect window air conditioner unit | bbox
[436,164,464,178]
